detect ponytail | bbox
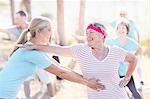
[10,29,29,56]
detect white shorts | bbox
[24,74,36,81]
[36,69,52,84]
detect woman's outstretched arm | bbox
[17,44,73,57]
[44,59,105,91]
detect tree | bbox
[74,0,86,43]
[19,0,32,21]
[78,0,86,36]
[10,0,15,24]
[57,0,66,45]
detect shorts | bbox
[36,69,52,84]
[24,74,36,81]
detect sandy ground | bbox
[0,40,150,99]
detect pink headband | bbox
[87,24,107,39]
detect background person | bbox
[105,19,142,99]
[110,9,140,42]
[0,10,28,41]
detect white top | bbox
[71,44,129,99]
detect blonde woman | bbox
[0,17,103,98]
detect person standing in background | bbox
[110,10,144,90]
[0,10,28,41]
[106,19,142,99]
[110,9,140,43]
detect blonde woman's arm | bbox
[44,59,105,91]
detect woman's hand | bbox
[86,78,106,91]
[119,76,131,88]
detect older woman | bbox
[0,17,102,98]
[105,19,142,99]
[20,22,137,99]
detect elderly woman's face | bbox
[86,29,103,47]
[117,24,128,37]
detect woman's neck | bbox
[91,45,108,61]
[30,38,49,45]
[91,44,105,55]
[118,36,128,45]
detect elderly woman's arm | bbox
[36,44,72,57]
[124,52,137,77]
[17,44,73,57]
[119,52,137,87]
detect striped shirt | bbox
[71,44,129,99]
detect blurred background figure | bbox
[0,10,28,62]
[110,9,144,94]
[0,10,28,41]
[106,19,142,99]
[110,9,140,43]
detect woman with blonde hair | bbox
[0,17,103,98]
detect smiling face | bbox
[86,23,107,48]
[86,29,104,48]
[117,23,129,38]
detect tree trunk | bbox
[75,0,86,43]
[20,0,32,21]
[10,0,15,25]
[57,0,66,45]
[78,0,86,36]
